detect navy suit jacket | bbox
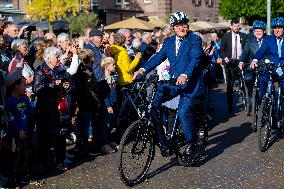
[143,33,206,96]
[240,34,268,65]
[85,41,105,81]
[254,35,284,65]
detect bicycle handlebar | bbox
[133,74,180,88]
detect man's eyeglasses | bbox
[174,25,188,29]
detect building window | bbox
[205,0,213,7]
[116,0,122,4]
[144,0,151,3]
[116,0,130,4]
[192,0,201,6]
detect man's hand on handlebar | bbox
[238,63,244,70]
[132,68,145,81]
[250,61,258,69]
[176,75,187,85]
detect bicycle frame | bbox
[117,81,147,125]
[264,64,284,130]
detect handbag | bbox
[58,93,69,113]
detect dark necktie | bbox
[257,39,262,48]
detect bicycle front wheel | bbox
[257,96,273,152]
[118,118,155,186]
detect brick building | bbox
[92,0,219,25]
[172,0,219,22]
[10,0,219,25]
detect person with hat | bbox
[238,20,267,115]
[250,17,284,101]
[133,11,207,157]
[85,28,106,81]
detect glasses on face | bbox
[174,25,188,30]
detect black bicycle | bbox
[257,61,284,152]
[118,76,208,186]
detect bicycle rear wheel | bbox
[239,79,249,115]
[257,96,273,152]
[118,118,155,186]
[251,88,258,132]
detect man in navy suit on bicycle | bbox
[133,12,207,157]
[250,17,284,100]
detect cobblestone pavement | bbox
[25,84,284,189]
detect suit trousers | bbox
[152,83,202,144]
[224,61,239,108]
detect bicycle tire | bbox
[251,89,258,132]
[257,96,273,152]
[177,115,208,167]
[239,78,248,115]
[244,84,250,116]
[118,118,155,186]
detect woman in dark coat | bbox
[33,46,78,171]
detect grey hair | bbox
[162,24,172,33]
[57,33,69,45]
[132,37,141,49]
[117,28,131,35]
[142,32,152,42]
[202,34,212,44]
[11,39,28,54]
[32,38,45,47]
[43,46,62,63]
[211,33,218,38]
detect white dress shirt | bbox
[231,33,242,59]
[176,36,183,55]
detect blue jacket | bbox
[85,41,105,81]
[254,35,284,65]
[211,41,221,64]
[143,33,206,96]
[103,85,117,109]
[140,42,148,54]
[6,95,33,138]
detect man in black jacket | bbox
[221,19,248,112]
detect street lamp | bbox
[267,0,271,34]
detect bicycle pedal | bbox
[160,148,173,157]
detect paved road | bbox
[25,84,284,189]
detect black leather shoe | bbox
[183,142,195,157]
[160,145,172,157]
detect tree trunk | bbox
[48,21,53,33]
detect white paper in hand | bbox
[276,67,283,76]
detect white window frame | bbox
[124,0,130,4]
[116,0,122,4]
